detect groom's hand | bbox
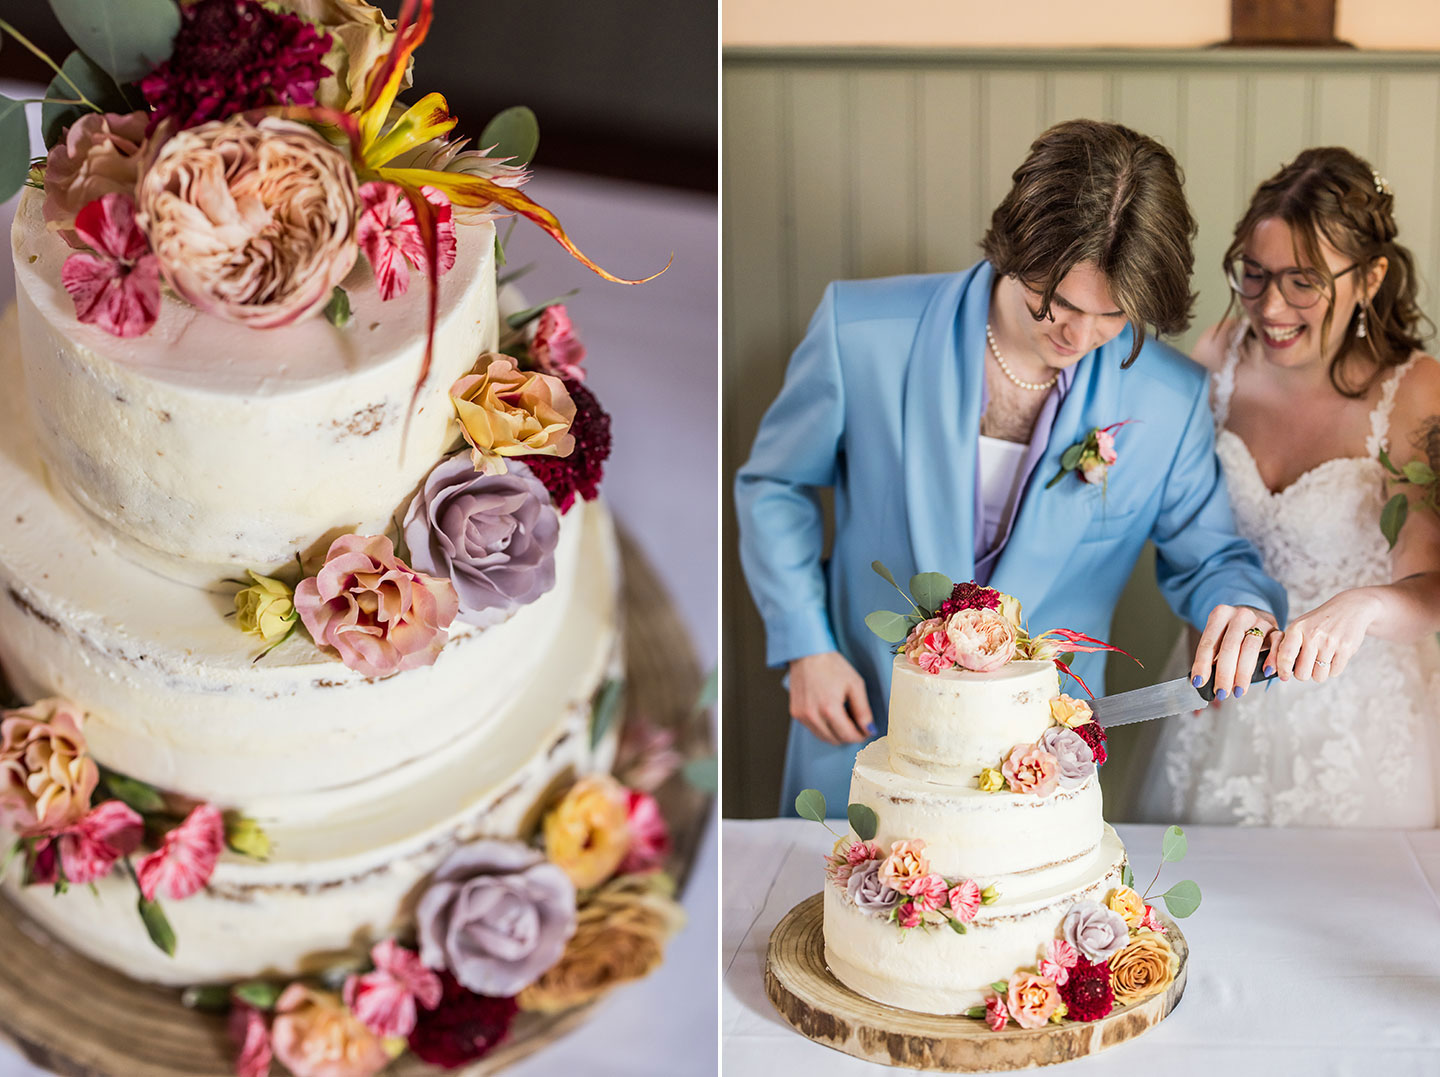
[1190,605,1281,700]
[788,651,875,745]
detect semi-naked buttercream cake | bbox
[0,0,689,1069]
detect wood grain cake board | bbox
[766,893,1188,1072]
[0,529,713,1077]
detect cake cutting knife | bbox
[1087,650,1278,727]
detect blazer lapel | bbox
[901,262,991,584]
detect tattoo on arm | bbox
[1414,415,1440,471]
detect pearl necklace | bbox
[986,322,1058,391]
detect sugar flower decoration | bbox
[415,840,577,997]
[136,802,225,901]
[295,533,459,679]
[42,111,150,246]
[356,181,457,301]
[136,115,359,329]
[0,698,99,837]
[343,938,443,1039]
[401,455,559,627]
[450,354,576,474]
[59,194,161,339]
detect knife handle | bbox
[1196,646,1276,703]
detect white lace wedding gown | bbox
[1135,331,1440,828]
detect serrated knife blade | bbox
[1089,654,1277,728]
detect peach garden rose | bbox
[877,839,930,893]
[271,984,390,1077]
[450,354,576,473]
[1001,744,1060,797]
[1106,885,1146,929]
[1050,694,1094,728]
[1007,971,1061,1029]
[944,607,1017,672]
[1109,930,1178,1004]
[0,698,98,836]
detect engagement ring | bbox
[1245,626,1264,638]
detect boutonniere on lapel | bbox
[1046,421,1134,491]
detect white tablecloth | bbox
[724,818,1440,1076]
[0,88,717,1077]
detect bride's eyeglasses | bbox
[1227,257,1361,309]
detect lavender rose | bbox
[1039,726,1096,789]
[846,858,902,914]
[1062,900,1129,962]
[416,840,577,997]
[402,455,560,626]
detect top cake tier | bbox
[886,654,1061,783]
[10,189,498,586]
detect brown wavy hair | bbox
[1223,146,1430,398]
[982,119,1197,366]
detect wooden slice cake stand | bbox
[0,530,713,1077]
[766,893,1187,1072]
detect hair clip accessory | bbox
[1372,168,1392,196]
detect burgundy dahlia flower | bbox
[140,0,332,130]
[1074,718,1108,767]
[524,378,612,513]
[937,581,1002,619]
[1057,955,1115,1021]
[407,972,518,1070]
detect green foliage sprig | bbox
[1379,448,1439,550]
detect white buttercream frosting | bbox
[10,188,499,585]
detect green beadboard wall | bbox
[722,47,1440,818]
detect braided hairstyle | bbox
[1223,146,1430,398]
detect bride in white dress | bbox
[1136,147,1440,828]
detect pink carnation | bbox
[295,534,459,679]
[343,939,443,1040]
[944,607,1017,673]
[1140,904,1167,934]
[356,182,457,302]
[230,1001,273,1077]
[618,789,671,874]
[530,305,587,382]
[1001,744,1060,797]
[1039,938,1078,986]
[59,194,161,338]
[897,902,923,929]
[906,873,949,911]
[915,631,957,675]
[1096,428,1118,465]
[136,803,225,901]
[846,840,880,866]
[59,799,144,885]
[985,993,1009,1031]
[948,879,982,923]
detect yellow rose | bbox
[450,354,576,473]
[1049,694,1094,728]
[235,571,298,643]
[1107,885,1146,928]
[543,775,631,890]
[977,767,1005,793]
[1109,930,1178,1005]
[518,873,685,1013]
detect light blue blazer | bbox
[735,261,1287,812]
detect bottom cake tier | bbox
[823,825,1126,1015]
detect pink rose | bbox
[897,903,923,929]
[43,111,150,246]
[907,873,949,911]
[1001,744,1060,797]
[948,879,982,923]
[272,985,389,1077]
[343,938,443,1039]
[618,789,671,874]
[0,698,98,836]
[58,800,144,885]
[136,802,224,901]
[944,607,1017,673]
[530,304,587,382]
[878,839,929,893]
[295,534,459,679]
[59,193,161,338]
[985,993,1009,1031]
[1007,971,1060,1029]
[230,1001,273,1077]
[1096,428,1118,465]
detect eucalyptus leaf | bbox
[695,668,717,711]
[479,105,539,166]
[794,788,826,823]
[865,609,912,643]
[323,286,351,328]
[0,95,30,203]
[41,50,130,149]
[682,756,717,794]
[1160,879,1202,918]
[1380,493,1408,551]
[909,572,953,615]
[49,0,181,84]
[181,984,232,1012]
[847,802,878,842]
[871,560,899,589]
[1060,442,1085,469]
[101,769,166,814]
[1161,824,1187,863]
[589,678,624,750]
[1378,446,1402,476]
[504,290,581,330]
[1402,460,1436,485]
[1121,863,1135,890]
[232,980,281,1010]
[138,894,176,956]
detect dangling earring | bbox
[1356,307,1368,339]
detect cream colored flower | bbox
[272,0,410,114]
[977,767,1005,793]
[543,775,631,890]
[517,873,685,1013]
[137,116,359,328]
[450,354,576,473]
[235,571,298,643]
[1106,885,1146,929]
[1110,930,1178,1005]
[0,699,98,836]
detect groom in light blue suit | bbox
[736,121,1288,812]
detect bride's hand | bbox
[1191,604,1281,699]
[1271,588,1382,683]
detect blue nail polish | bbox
[1263,665,1275,677]
[1191,675,1204,687]
[1235,686,1246,697]
[1215,688,1228,700]
[866,723,877,736]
